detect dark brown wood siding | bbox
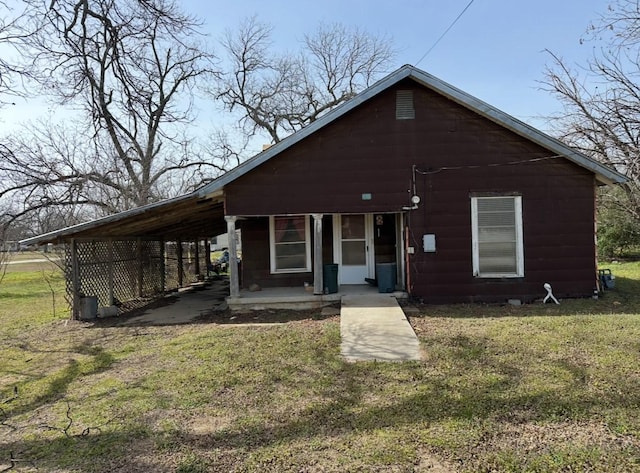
[408,170,596,303]
[228,79,597,301]
[238,216,334,289]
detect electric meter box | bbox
[423,234,436,253]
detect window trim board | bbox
[269,215,312,274]
[471,195,524,278]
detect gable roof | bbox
[198,64,626,197]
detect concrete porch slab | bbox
[227,285,407,311]
[99,283,229,326]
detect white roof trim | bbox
[199,64,625,197]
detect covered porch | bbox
[226,212,407,302]
[21,189,409,318]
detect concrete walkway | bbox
[6,257,61,264]
[119,289,226,326]
[340,294,422,362]
[106,283,229,326]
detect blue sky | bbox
[188,0,608,132]
[2,0,609,137]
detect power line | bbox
[416,0,476,66]
[413,155,563,175]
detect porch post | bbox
[194,239,201,276]
[226,216,240,298]
[70,239,80,319]
[312,214,323,295]
[107,238,114,305]
[204,239,211,276]
[159,239,166,292]
[136,237,143,297]
[177,239,184,287]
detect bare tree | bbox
[3,0,220,221]
[1,1,30,261]
[2,124,113,226]
[216,17,395,144]
[0,0,29,107]
[0,221,11,285]
[543,0,640,227]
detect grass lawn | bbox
[1,263,640,472]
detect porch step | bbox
[340,294,422,362]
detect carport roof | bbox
[21,191,226,245]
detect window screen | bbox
[471,196,523,277]
[270,216,310,272]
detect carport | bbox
[20,190,227,319]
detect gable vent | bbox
[396,90,415,120]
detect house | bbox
[21,65,626,316]
[210,232,241,252]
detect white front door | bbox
[334,214,374,284]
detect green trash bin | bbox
[323,264,339,294]
[376,263,397,293]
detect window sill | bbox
[474,274,524,279]
[270,268,312,275]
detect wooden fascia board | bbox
[96,201,224,239]
[21,193,226,245]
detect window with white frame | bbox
[471,195,524,278]
[269,215,311,273]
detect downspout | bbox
[405,224,411,296]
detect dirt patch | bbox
[488,420,640,452]
[97,438,175,473]
[415,452,458,472]
[197,305,341,325]
[181,413,234,436]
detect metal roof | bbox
[198,64,626,198]
[20,191,226,245]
